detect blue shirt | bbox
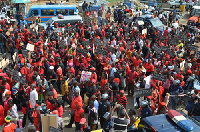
[141,106,152,118]
[169,84,184,95]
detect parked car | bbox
[38,15,82,30]
[168,0,187,8]
[136,15,171,34]
[139,112,200,132]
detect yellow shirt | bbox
[62,80,68,96]
[178,43,183,49]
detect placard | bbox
[186,44,198,51]
[76,48,88,56]
[96,49,108,56]
[41,114,58,132]
[152,44,161,53]
[107,46,115,53]
[80,71,92,83]
[153,73,166,82]
[26,43,35,52]
[12,52,17,62]
[49,126,62,132]
[138,21,144,25]
[142,29,147,35]
[27,16,37,22]
[134,88,152,98]
[1,59,6,68]
[83,40,91,46]
[161,46,170,51]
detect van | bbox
[25,5,78,23]
[38,15,82,30]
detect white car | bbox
[168,0,186,8]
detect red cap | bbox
[50,110,58,115]
[187,70,192,74]
[120,90,124,94]
[90,67,96,71]
[0,29,2,32]
[79,118,86,124]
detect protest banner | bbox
[161,46,170,51]
[153,73,166,82]
[152,44,161,53]
[96,49,108,57]
[41,114,58,132]
[80,71,92,83]
[134,88,152,98]
[107,46,115,53]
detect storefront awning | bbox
[11,0,30,3]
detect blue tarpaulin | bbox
[11,0,30,3]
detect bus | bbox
[25,5,78,23]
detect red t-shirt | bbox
[128,70,138,83]
[56,67,63,80]
[74,108,84,122]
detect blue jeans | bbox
[0,42,4,54]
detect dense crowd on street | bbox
[0,0,200,132]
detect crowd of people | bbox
[0,0,199,132]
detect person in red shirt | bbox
[56,63,63,94]
[2,78,10,91]
[56,99,64,118]
[49,84,58,99]
[128,67,138,96]
[4,91,12,116]
[69,63,75,75]
[90,67,97,85]
[144,59,154,76]
[116,90,127,108]
[66,89,83,128]
[74,102,84,131]
[46,91,56,111]
[163,27,168,37]
[3,116,16,132]
[0,105,4,129]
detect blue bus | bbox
[25,5,78,23]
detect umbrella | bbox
[11,0,30,3]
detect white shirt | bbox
[94,100,99,113]
[2,89,8,102]
[30,89,38,108]
[110,53,116,64]
[173,22,179,29]
[110,67,117,77]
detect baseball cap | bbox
[80,118,86,124]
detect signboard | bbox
[76,48,88,56]
[27,16,37,22]
[80,71,92,83]
[134,88,152,98]
[142,29,147,35]
[152,44,161,53]
[107,46,115,53]
[153,73,166,82]
[26,43,35,52]
[161,46,170,51]
[138,21,144,25]
[96,49,108,57]
[186,44,198,51]
[41,114,58,132]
